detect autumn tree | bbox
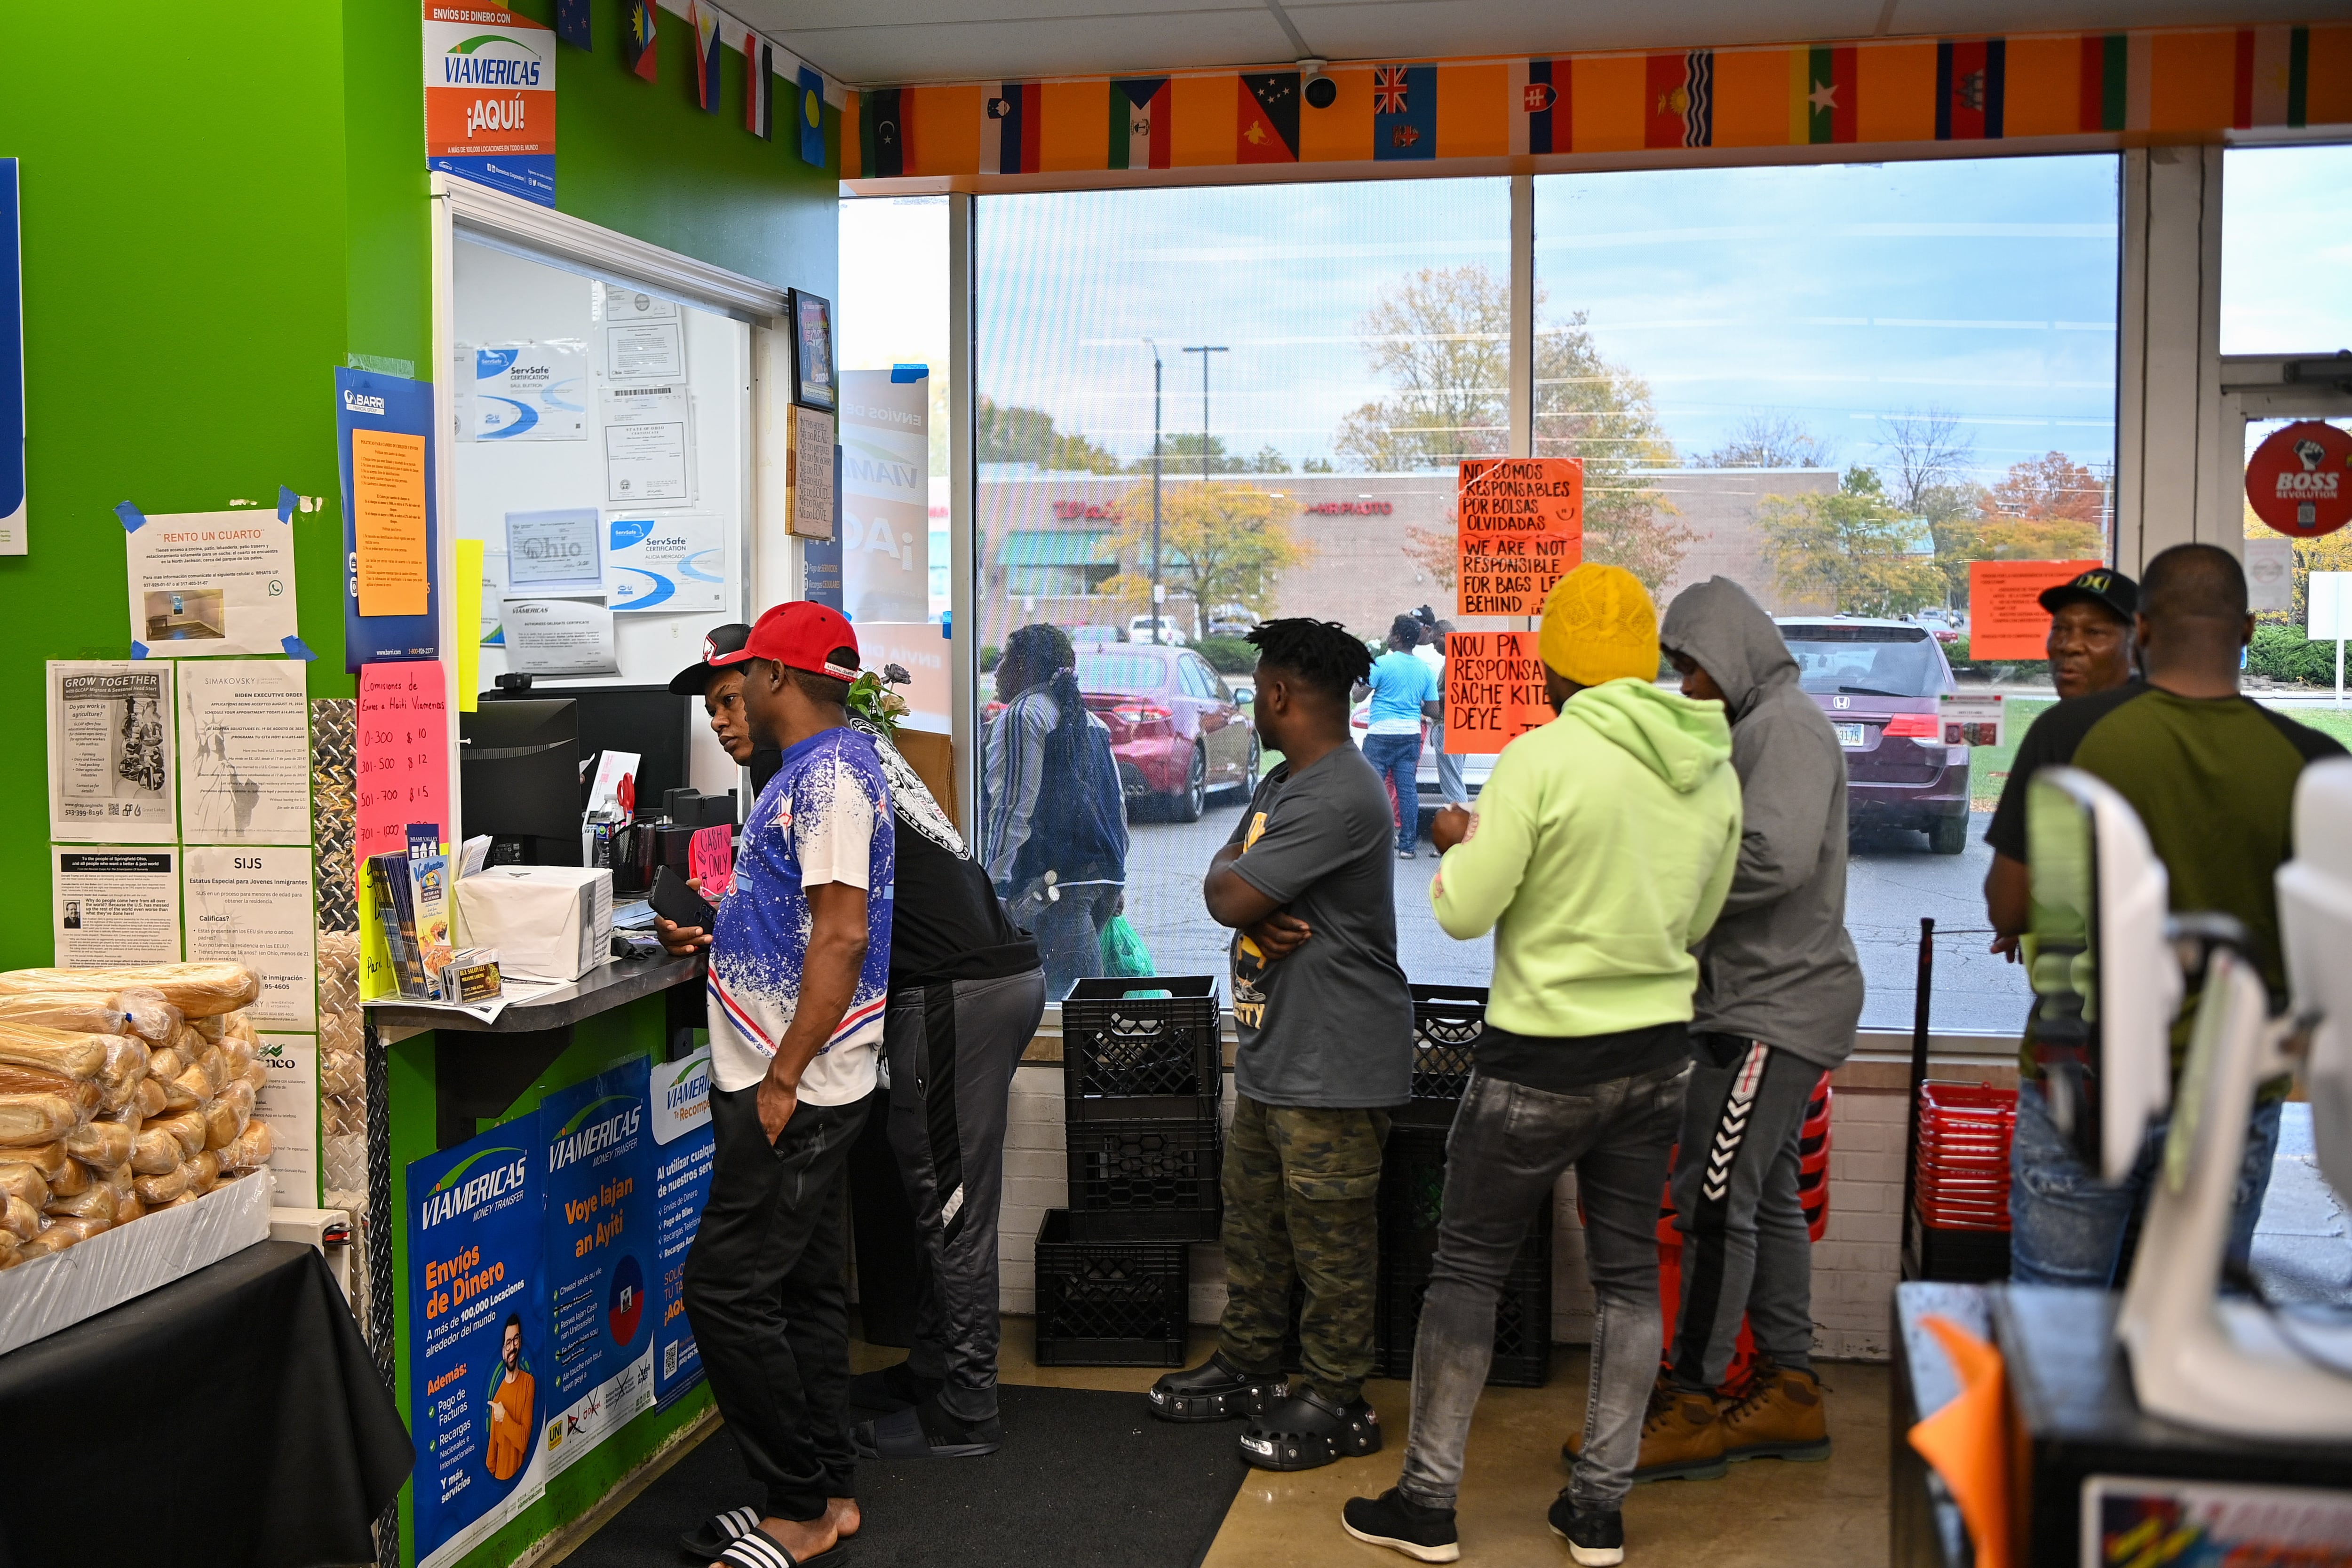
[1972,451,2106,562]
[1873,408,1988,604]
[1332,264,1693,592]
[1098,483,1311,625]
[1758,467,1945,618]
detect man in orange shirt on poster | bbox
[486,1314,536,1483]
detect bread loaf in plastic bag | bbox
[43,1156,89,1196]
[0,1023,108,1082]
[130,1128,181,1176]
[115,1193,146,1224]
[1,1193,38,1240]
[62,1117,132,1167]
[219,1121,272,1172]
[0,1066,98,1114]
[0,1094,83,1147]
[133,1164,189,1204]
[18,1227,76,1258]
[188,1149,222,1194]
[130,1076,167,1119]
[0,990,178,1045]
[0,1163,49,1210]
[45,1182,117,1225]
[0,964,258,1018]
[221,1010,256,1045]
[39,1215,110,1244]
[0,1232,20,1268]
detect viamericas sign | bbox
[423,4,556,206]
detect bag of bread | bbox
[197,1046,232,1095]
[11,1140,67,1180]
[111,989,182,1044]
[166,1063,209,1108]
[203,1097,238,1151]
[187,1149,222,1194]
[155,1109,208,1160]
[242,1060,268,1094]
[133,1164,189,1204]
[0,1163,49,1210]
[130,1128,181,1176]
[1,1193,39,1240]
[43,1155,89,1196]
[45,1182,117,1225]
[40,1214,110,1243]
[0,1094,83,1147]
[19,1227,75,1258]
[219,1122,273,1171]
[0,1065,99,1113]
[146,1045,183,1083]
[95,1037,150,1109]
[0,1231,19,1268]
[0,1022,108,1082]
[0,963,258,1018]
[190,1013,224,1042]
[130,1076,167,1118]
[221,1010,256,1045]
[62,1117,132,1168]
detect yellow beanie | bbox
[1537,563,1659,688]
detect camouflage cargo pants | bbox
[1216,1095,1389,1404]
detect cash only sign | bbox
[1445,458,1582,753]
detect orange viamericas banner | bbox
[844,25,2352,184]
[1968,559,2105,659]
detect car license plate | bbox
[1835,722,1866,748]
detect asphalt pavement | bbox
[1114,796,2031,1037]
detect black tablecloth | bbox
[0,1240,414,1568]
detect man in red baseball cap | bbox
[683,599,895,1568]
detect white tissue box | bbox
[454,865,613,982]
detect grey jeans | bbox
[1033,883,1116,1003]
[1667,1035,1820,1387]
[884,969,1049,1424]
[1399,1062,1689,1515]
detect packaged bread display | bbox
[1,1194,38,1241]
[130,1077,167,1119]
[133,1165,188,1205]
[62,1117,132,1168]
[130,1128,181,1176]
[0,1067,99,1114]
[39,1215,110,1244]
[0,963,259,1018]
[0,1164,48,1210]
[218,1123,272,1172]
[190,1014,224,1042]
[44,1157,89,1197]
[0,1095,84,1147]
[188,1149,222,1194]
[0,989,181,1045]
[45,1183,117,1226]
[0,1024,108,1082]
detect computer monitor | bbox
[2024,766,2179,1181]
[459,698,581,866]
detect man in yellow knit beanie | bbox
[1342,561,1742,1568]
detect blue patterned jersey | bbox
[707,726,895,1101]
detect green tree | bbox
[1128,432,1295,475]
[1758,467,1945,617]
[1098,483,1310,624]
[1692,412,1835,469]
[1330,263,1693,592]
[975,396,1121,473]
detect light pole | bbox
[1181,344,1227,640]
[1144,338,1164,646]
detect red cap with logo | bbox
[713,601,861,682]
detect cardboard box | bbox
[454,865,613,982]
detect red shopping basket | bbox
[1913,1081,2016,1234]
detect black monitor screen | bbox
[459,698,580,863]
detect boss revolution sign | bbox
[424,4,556,207]
[2246,420,2352,539]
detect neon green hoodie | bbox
[1430,677,1742,1038]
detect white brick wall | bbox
[990,1054,2014,1365]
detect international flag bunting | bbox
[1238,71,1300,162]
[2234,25,2310,127]
[1373,64,1438,159]
[624,0,657,81]
[985,82,1041,174]
[691,2,724,112]
[743,33,773,137]
[556,0,591,50]
[2080,34,2128,130]
[861,87,907,177]
[1797,45,1858,143]
[799,66,828,166]
[1937,39,2005,139]
[1111,78,1171,169]
[1521,59,1563,154]
[1647,51,1714,147]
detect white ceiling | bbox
[731,0,2352,88]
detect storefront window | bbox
[1534,156,2121,1031]
[2222,144,2352,356]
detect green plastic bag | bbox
[1098,914,1157,980]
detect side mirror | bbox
[1229,682,1254,705]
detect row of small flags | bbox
[554,0,834,166]
[851,24,2346,178]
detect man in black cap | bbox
[2037,566,2139,701]
[666,622,782,800]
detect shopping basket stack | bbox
[1034,977,1224,1366]
[1907,1081,2015,1282]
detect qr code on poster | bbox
[664,1343,680,1378]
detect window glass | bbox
[2222,144,2352,356]
[839,196,952,622]
[1534,157,2120,1033]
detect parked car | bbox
[1776,617,1971,854]
[1127,614,1190,647]
[1065,624,1123,648]
[1205,602,1258,638]
[1076,645,1256,821]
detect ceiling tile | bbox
[1890,0,2352,29]
[765,8,1303,83]
[1280,0,1887,58]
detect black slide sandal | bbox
[715,1525,848,1568]
[678,1505,760,1560]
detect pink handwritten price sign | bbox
[357,661,450,862]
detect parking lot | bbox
[1112,792,2032,1037]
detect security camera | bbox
[1300,59,1336,109]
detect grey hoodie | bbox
[1659,578,1864,1066]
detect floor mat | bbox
[572,1384,1249,1568]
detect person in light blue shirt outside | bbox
[1353,613,1442,858]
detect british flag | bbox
[1373,65,1411,114]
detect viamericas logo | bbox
[441,33,544,87]
[666,1056,710,1118]
[419,1146,528,1231]
[549,1095,643,1173]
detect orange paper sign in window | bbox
[1441,632,1552,754]
[1966,559,2104,661]
[351,428,429,618]
[1456,457,1583,618]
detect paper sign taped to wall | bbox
[1456,458,1582,618]
[1939,692,2003,748]
[357,661,449,864]
[352,428,430,617]
[1441,631,1553,754]
[1964,560,2103,660]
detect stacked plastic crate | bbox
[1033,978,1224,1367]
[1906,1081,2015,1282]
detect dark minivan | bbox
[1774,618,1972,854]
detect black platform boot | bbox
[1146,1350,1288,1423]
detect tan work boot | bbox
[1719,1362,1831,1463]
[1559,1374,1728,1482]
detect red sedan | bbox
[1078,646,1259,822]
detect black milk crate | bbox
[1060,976,1224,1123]
[1033,1209,1191,1367]
[1397,984,1488,1127]
[1905,1215,2011,1283]
[1375,1122,1554,1387]
[1066,1117,1223,1225]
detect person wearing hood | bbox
[1342,564,1740,1568]
[1579,576,1863,1483]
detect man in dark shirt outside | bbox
[1983,544,2343,1288]
[1146,618,1412,1475]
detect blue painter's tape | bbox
[890,363,929,383]
[129,641,149,659]
[281,635,318,662]
[115,501,146,532]
[278,486,299,522]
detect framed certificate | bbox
[789,288,834,412]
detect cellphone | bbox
[651,864,718,933]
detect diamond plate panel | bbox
[311,699,356,934]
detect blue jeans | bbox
[1362,733,1422,852]
[2008,1078,2283,1289]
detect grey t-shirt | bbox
[1225,745,1413,1109]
